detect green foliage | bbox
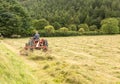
[54,31,79,37]
[0,12,22,36]
[78,24,89,31]
[38,30,79,37]
[51,22,61,30]
[19,0,120,29]
[68,24,77,31]
[59,27,69,33]
[0,44,38,84]
[79,28,85,34]
[116,18,120,33]
[83,31,103,35]
[32,19,49,30]
[25,27,35,36]
[89,25,98,31]
[101,24,119,34]
[101,18,119,26]
[0,0,30,37]
[101,18,119,34]
[0,0,120,37]
[44,25,55,33]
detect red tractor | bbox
[24,38,48,52]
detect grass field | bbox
[1,35,120,84]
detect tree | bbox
[18,0,120,30]
[101,18,119,34]
[89,25,97,31]
[68,24,77,31]
[32,19,49,30]
[79,28,85,34]
[59,27,69,32]
[44,25,55,33]
[0,0,30,37]
[51,22,61,30]
[78,24,89,31]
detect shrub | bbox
[101,18,119,34]
[39,30,54,37]
[68,24,77,31]
[83,31,99,35]
[0,1,30,37]
[44,25,55,33]
[116,18,120,32]
[54,31,79,36]
[26,27,35,36]
[101,24,119,34]
[44,25,55,36]
[39,30,80,37]
[78,24,89,31]
[78,28,85,34]
[52,22,61,30]
[32,19,49,30]
[89,25,97,31]
[59,27,69,32]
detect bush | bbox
[68,24,77,31]
[81,30,107,35]
[78,24,89,31]
[39,30,80,37]
[52,22,61,30]
[78,28,85,34]
[26,27,35,36]
[116,18,120,31]
[32,19,49,30]
[89,25,97,31]
[44,25,55,33]
[44,25,55,36]
[59,27,69,32]
[39,30,54,37]
[54,31,80,36]
[0,13,22,37]
[83,31,100,35]
[101,18,119,34]
[101,24,119,34]
[0,1,30,37]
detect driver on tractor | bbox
[33,31,40,41]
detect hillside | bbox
[18,0,120,28]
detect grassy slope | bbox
[0,42,38,84]
[2,35,120,84]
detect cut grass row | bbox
[2,35,120,84]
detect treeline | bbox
[0,0,120,37]
[0,0,31,37]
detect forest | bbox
[0,0,120,37]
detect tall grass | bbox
[0,44,38,84]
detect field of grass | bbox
[0,42,38,84]
[1,35,120,84]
